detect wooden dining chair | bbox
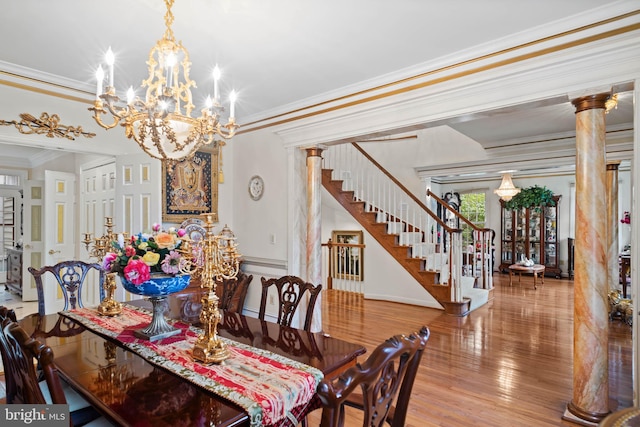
[0,307,108,425]
[215,271,253,313]
[316,326,430,427]
[259,275,322,331]
[28,260,105,315]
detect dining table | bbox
[17,289,366,427]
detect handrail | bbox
[352,143,458,234]
[427,189,492,233]
[322,239,365,293]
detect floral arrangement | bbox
[103,223,189,285]
[620,211,631,224]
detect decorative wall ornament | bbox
[0,112,96,140]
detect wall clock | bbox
[248,175,264,201]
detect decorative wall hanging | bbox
[0,112,96,140]
[162,146,219,223]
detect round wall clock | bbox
[248,175,264,201]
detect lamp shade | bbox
[494,173,521,201]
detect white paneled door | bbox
[21,180,43,302]
[38,171,76,314]
[80,161,116,308]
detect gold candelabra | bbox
[82,217,125,316]
[181,213,241,363]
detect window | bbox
[460,192,486,246]
[1,196,16,251]
[0,173,21,187]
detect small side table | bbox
[508,264,545,289]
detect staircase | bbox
[322,143,492,316]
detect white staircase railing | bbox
[323,143,465,303]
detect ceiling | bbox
[0,0,635,176]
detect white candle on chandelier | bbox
[229,90,237,120]
[212,65,221,102]
[105,47,115,88]
[165,52,177,89]
[126,87,135,105]
[205,95,213,111]
[95,66,104,99]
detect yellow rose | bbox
[154,232,176,249]
[142,251,160,266]
[138,242,149,251]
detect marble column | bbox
[564,94,610,424]
[606,162,620,293]
[306,147,323,333]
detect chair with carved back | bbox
[316,326,430,427]
[28,260,105,316]
[259,275,322,331]
[0,307,108,425]
[215,271,253,313]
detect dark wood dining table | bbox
[18,290,366,427]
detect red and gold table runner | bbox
[61,306,323,427]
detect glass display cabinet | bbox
[499,196,561,278]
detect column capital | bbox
[305,147,324,158]
[571,93,610,113]
[606,161,621,171]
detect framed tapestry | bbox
[162,145,219,223]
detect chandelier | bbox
[89,0,238,161]
[494,172,521,201]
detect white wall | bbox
[321,189,441,308]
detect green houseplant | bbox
[504,185,556,211]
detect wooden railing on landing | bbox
[322,239,366,293]
[427,190,494,291]
[322,143,468,314]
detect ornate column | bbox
[563,94,610,424]
[306,147,323,332]
[606,161,621,293]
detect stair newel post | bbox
[326,239,334,290]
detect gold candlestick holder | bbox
[185,213,241,364]
[83,217,125,316]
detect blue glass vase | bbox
[120,273,191,341]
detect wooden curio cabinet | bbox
[499,195,561,278]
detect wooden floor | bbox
[309,273,633,427]
[0,275,632,426]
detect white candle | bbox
[105,47,115,88]
[95,66,104,99]
[165,53,176,89]
[229,90,237,120]
[212,65,221,102]
[205,95,213,110]
[126,87,135,105]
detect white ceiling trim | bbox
[274,28,639,149]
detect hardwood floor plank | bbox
[311,273,632,426]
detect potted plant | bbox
[504,185,556,211]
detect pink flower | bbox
[123,259,150,285]
[125,246,136,257]
[152,223,161,232]
[102,252,117,271]
[161,250,184,274]
[177,228,186,238]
